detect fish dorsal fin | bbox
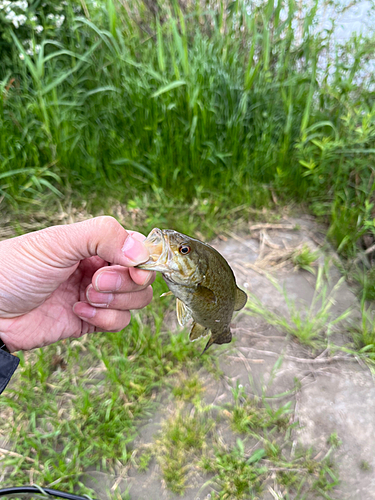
[176,298,192,326]
[234,287,247,311]
[189,322,209,341]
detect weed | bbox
[230,383,290,434]
[291,244,319,274]
[155,407,214,494]
[350,299,375,359]
[327,432,342,448]
[206,443,267,499]
[360,460,371,472]
[196,383,338,499]
[136,449,154,472]
[353,266,375,302]
[202,441,338,500]
[1,0,375,266]
[0,276,203,494]
[172,372,203,402]
[246,266,352,346]
[0,0,370,496]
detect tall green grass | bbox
[1,0,375,256]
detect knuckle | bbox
[94,216,121,234]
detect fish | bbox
[137,228,247,352]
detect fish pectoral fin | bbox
[234,287,247,311]
[160,291,174,297]
[176,298,192,326]
[189,322,209,341]
[195,285,216,304]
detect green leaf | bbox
[111,159,154,179]
[247,448,266,464]
[151,81,186,98]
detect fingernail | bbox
[122,235,149,265]
[87,286,113,307]
[141,271,154,286]
[96,271,121,292]
[73,303,97,319]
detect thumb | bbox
[19,216,150,268]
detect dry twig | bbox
[238,347,358,365]
[249,223,295,231]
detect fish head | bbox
[137,228,207,286]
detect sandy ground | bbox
[81,216,375,500]
[2,214,374,499]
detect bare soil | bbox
[2,214,373,499]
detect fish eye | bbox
[179,245,191,255]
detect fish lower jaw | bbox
[137,261,170,273]
[163,273,181,285]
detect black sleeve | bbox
[0,349,20,394]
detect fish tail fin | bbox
[201,328,232,354]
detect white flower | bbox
[19,52,25,60]
[25,43,41,56]
[14,0,27,10]
[0,1,11,10]
[30,15,37,21]
[55,14,64,28]
[35,25,43,33]
[5,10,14,20]
[17,13,26,24]
[6,12,27,27]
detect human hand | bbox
[0,217,155,352]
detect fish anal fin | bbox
[160,291,174,297]
[234,287,247,311]
[176,298,191,326]
[189,322,209,341]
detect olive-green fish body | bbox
[137,228,247,352]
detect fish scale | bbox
[137,228,247,352]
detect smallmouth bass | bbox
[137,228,247,352]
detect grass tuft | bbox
[246,266,352,346]
[1,0,375,266]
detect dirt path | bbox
[211,218,375,500]
[2,214,374,499]
[79,216,375,499]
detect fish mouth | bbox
[137,228,171,272]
